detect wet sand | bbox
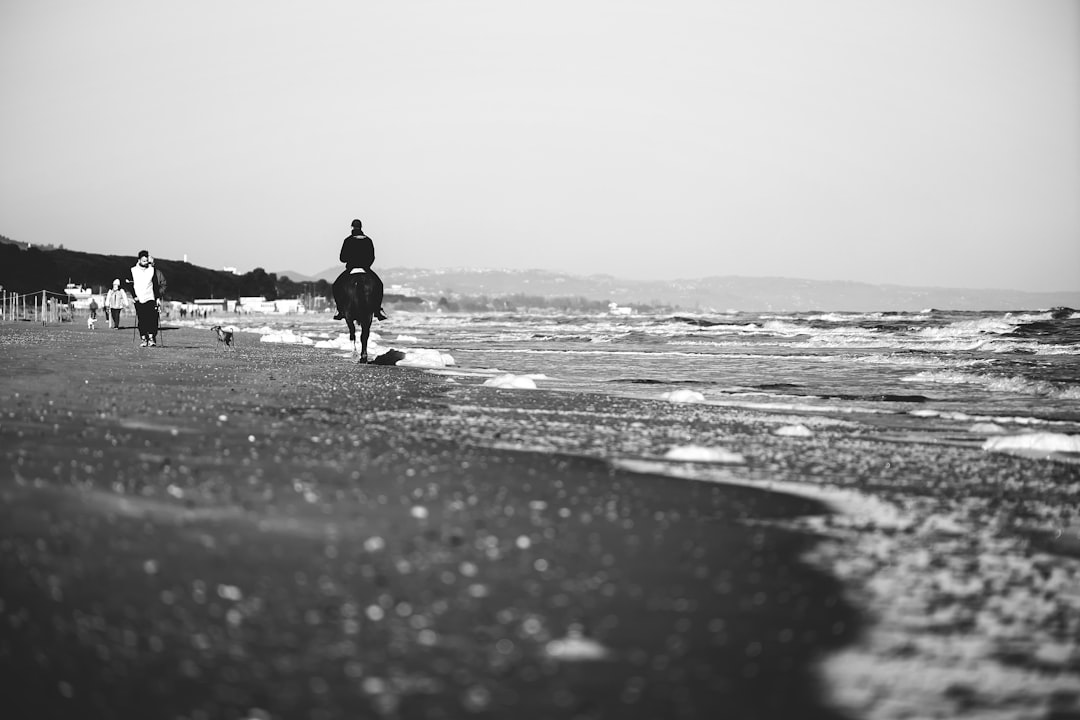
[1,321,1077,719]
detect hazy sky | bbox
[2,1,1078,291]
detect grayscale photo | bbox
[1,1,1078,718]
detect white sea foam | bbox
[397,349,456,368]
[313,333,382,351]
[483,374,538,389]
[907,409,1065,426]
[709,399,892,415]
[806,312,887,322]
[663,445,745,463]
[916,317,1019,337]
[543,633,613,661]
[902,370,1080,400]
[983,432,1080,456]
[1004,311,1056,323]
[969,422,1006,434]
[252,328,456,367]
[259,329,315,345]
[241,325,279,335]
[775,424,815,437]
[661,389,705,403]
[843,354,991,368]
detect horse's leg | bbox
[359,315,371,363]
[345,317,357,357]
[373,276,385,319]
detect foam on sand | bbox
[253,329,457,368]
[396,348,456,368]
[259,329,315,345]
[774,424,814,437]
[483,374,538,389]
[983,432,1080,461]
[663,444,745,464]
[661,389,705,403]
[543,631,613,662]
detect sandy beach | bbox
[2,321,1078,720]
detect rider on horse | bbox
[333,219,387,321]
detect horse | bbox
[340,270,382,362]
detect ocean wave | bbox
[843,354,992,368]
[902,370,1080,400]
[915,317,1019,338]
[908,409,1067,426]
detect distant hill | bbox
[278,266,1080,312]
[273,269,319,283]
[1,245,329,302]
[0,233,32,250]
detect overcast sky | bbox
[2,0,1077,291]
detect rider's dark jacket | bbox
[340,233,375,270]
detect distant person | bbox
[104,279,128,329]
[332,219,387,321]
[126,250,164,347]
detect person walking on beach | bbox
[103,279,128,329]
[332,219,387,321]
[127,250,163,347]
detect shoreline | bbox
[2,322,1078,719]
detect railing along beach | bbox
[0,289,81,324]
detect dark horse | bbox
[341,270,382,362]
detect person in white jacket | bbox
[128,250,160,347]
[103,279,128,329]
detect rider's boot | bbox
[376,308,388,321]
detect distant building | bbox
[234,297,303,314]
[193,298,228,311]
[223,267,242,275]
[64,282,94,300]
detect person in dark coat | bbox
[333,219,387,321]
[125,250,166,347]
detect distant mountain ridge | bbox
[274,266,1080,312]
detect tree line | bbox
[0,244,329,302]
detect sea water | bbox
[196,307,1080,438]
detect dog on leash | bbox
[211,325,233,348]
[87,314,97,330]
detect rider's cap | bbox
[351,219,363,229]
[138,250,149,259]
